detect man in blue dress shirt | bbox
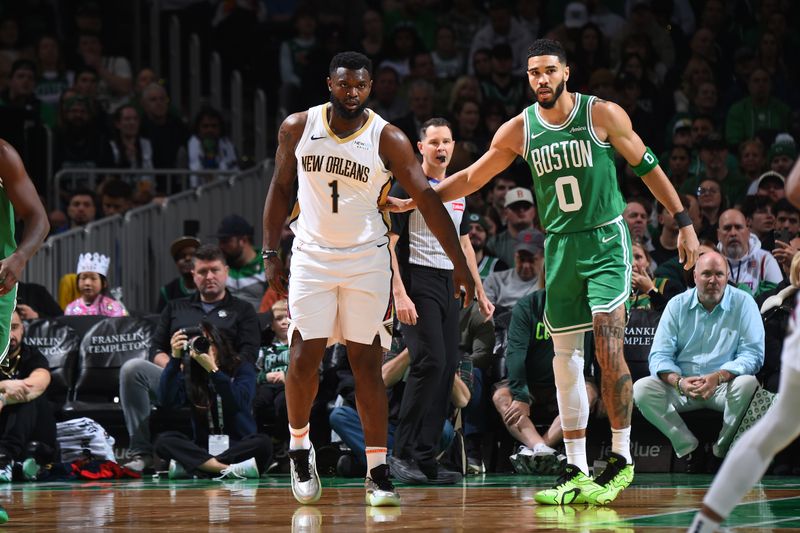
[633,251,764,463]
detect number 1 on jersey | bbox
[328,180,339,213]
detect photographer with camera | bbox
[120,244,261,472]
[154,322,270,479]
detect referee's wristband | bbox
[674,209,692,228]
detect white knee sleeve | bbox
[552,332,589,431]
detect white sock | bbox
[688,512,720,533]
[611,426,632,463]
[533,442,556,454]
[564,437,588,474]
[289,423,311,450]
[365,447,387,474]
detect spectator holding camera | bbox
[119,244,260,472]
[154,321,271,479]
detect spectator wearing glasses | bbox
[696,178,726,242]
[717,208,782,297]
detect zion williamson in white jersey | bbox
[261,51,474,507]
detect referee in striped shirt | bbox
[387,118,493,484]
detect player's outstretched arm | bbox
[0,139,49,295]
[261,112,306,297]
[436,115,523,203]
[382,115,523,214]
[381,125,474,304]
[593,100,699,269]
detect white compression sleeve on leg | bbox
[552,332,589,432]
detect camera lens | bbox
[190,336,211,354]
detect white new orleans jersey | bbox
[291,103,392,249]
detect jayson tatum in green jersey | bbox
[388,39,700,505]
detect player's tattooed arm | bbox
[263,112,305,249]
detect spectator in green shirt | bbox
[492,289,598,475]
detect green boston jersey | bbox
[0,183,15,260]
[523,93,626,234]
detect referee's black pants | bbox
[393,265,461,470]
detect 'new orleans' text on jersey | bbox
[291,103,392,249]
[300,154,370,183]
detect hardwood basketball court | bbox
[4,473,800,531]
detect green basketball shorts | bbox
[543,216,632,335]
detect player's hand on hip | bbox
[380,196,416,213]
[394,294,418,325]
[0,253,24,295]
[264,255,289,297]
[677,225,700,270]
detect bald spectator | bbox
[633,251,763,472]
[717,209,782,297]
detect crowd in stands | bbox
[3,0,800,482]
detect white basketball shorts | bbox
[288,236,393,349]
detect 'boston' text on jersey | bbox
[529,139,593,177]
[301,154,370,183]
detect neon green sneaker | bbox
[581,453,634,505]
[534,464,596,505]
[0,504,8,524]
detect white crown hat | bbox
[77,252,111,277]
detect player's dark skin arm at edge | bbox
[0,140,50,295]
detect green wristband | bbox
[632,147,659,177]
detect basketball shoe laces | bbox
[369,465,395,492]
[291,449,312,482]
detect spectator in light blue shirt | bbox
[633,251,764,462]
